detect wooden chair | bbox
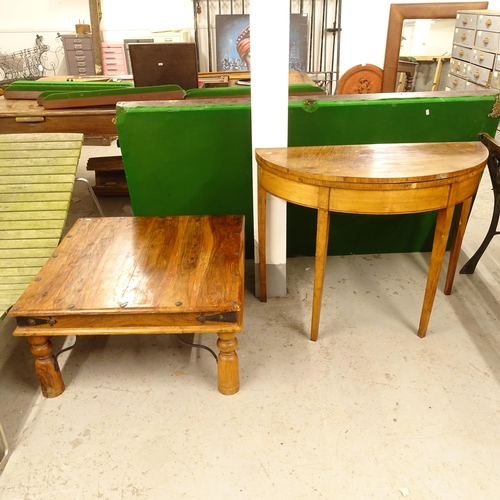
[0,133,84,318]
[460,133,500,274]
[0,133,84,468]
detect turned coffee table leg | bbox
[418,205,455,338]
[217,332,239,395]
[28,336,65,398]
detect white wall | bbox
[0,0,89,76]
[3,1,500,78]
[100,0,194,42]
[0,0,194,77]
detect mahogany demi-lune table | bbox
[8,215,244,397]
[256,142,488,341]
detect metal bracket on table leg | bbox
[54,337,78,372]
[75,177,105,217]
[176,335,218,363]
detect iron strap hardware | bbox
[16,316,57,327]
[196,312,238,323]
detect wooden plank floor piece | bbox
[0,133,84,316]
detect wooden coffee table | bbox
[8,215,245,397]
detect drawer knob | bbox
[462,18,469,25]
[483,37,490,45]
[461,33,467,40]
[474,71,480,79]
[459,50,464,56]
[453,79,458,86]
[455,65,460,71]
[479,55,485,61]
[486,19,493,27]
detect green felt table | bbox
[115,91,500,257]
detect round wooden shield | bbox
[337,64,383,95]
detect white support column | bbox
[251,0,289,297]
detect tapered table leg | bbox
[418,205,455,338]
[28,336,65,398]
[258,182,267,302]
[444,196,473,295]
[217,333,239,395]
[311,207,331,342]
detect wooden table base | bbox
[256,142,488,340]
[26,331,239,398]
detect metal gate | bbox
[192,0,342,94]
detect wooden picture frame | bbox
[381,2,489,92]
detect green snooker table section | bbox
[116,92,500,258]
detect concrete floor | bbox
[1,143,500,499]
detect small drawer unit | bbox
[447,9,500,91]
[455,12,478,30]
[490,70,500,89]
[61,34,95,76]
[467,62,491,86]
[477,13,500,32]
[453,28,475,46]
[152,29,191,44]
[445,73,467,91]
[102,43,127,76]
[472,48,496,69]
[475,30,500,51]
[449,58,468,79]
[452,44,473,62]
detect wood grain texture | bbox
[0,97,117,136]
[256,142,488,339]
[256,142,488,184]
[28,336,65,398]
[10,215,244,317]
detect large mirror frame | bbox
[381,2,489,92]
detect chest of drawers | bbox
[61,34,96,76]
[151,29,191,44]
[101,43,127,76]
[447,10,500,91]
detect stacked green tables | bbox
[115,91,500,257]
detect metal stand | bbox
[460,132,500,274]
[0,421,9,470]
[76,178,105,217]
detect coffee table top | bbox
[9,215,245,317]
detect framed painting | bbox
[215,14,308,72]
